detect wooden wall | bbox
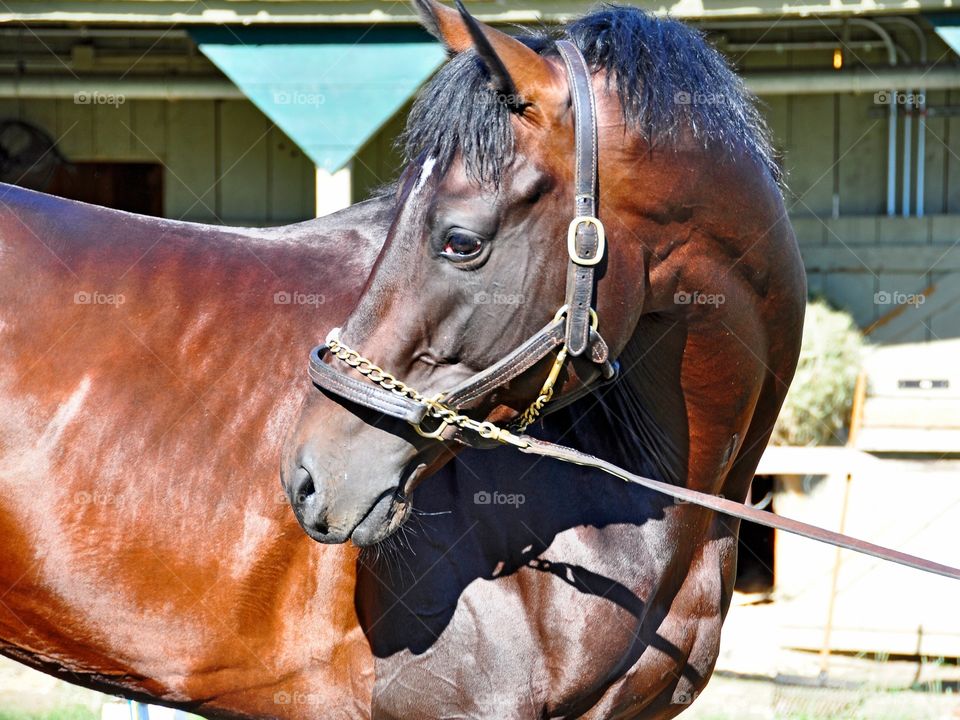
[0,97,316,225]
[717,31,958,343]
[759,83,960,343]
[758,88,960,219]
[352,105,408,201]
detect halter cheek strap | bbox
[557,40,605,358]
[307,39,613,444]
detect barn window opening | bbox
[46,162,164,217]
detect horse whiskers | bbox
[357,528,406,579]
[358,543,380,567]
[408,509,437,543]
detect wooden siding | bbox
[352,104,408,202]
[0,97,315,225]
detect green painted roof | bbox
[191,27,444,171]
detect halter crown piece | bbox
[307,40,617,449]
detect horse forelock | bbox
[400,5,779,187]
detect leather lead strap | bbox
[519,437,960,581]
[556,40,600,357]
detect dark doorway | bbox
[735,474,775,594]
[46,162,163,217]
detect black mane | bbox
[401,5,777,184]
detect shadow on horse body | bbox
[358,408,701,719]
[354,319,769,719]
[0,5,804,720]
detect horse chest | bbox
[365,524,706,719]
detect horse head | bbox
[281,1,794,546]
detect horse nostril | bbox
[292,466,316,506]
[289,461,330,536]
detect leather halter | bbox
[303,42,960,582]
[308,39,616,444]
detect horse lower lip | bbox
[349,491,398,547]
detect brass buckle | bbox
[567,216,605,267]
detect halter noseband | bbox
[306,41,617,449]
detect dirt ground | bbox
[684,593,960,720]
[0,592,956,718]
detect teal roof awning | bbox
[190,27,445,172]
[927,13,960,58]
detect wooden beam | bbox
[2,0,958,24]
[799,243,960,273]
[755,446,880,476]
[0,75,242,100]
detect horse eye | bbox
[441,231,484,259]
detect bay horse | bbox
[282,2,805,718]
[0,5,805,720]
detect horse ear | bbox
[412,0,473,52]
[412,0,561,113]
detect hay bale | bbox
[771,299,863,447]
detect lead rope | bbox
[324,328,960,581]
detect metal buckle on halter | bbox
[567,216,605,266]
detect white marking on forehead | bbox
[414,156,437,194]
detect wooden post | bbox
[315,161,352,217]
[819,370,867,679]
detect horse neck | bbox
[550,314,691,488]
